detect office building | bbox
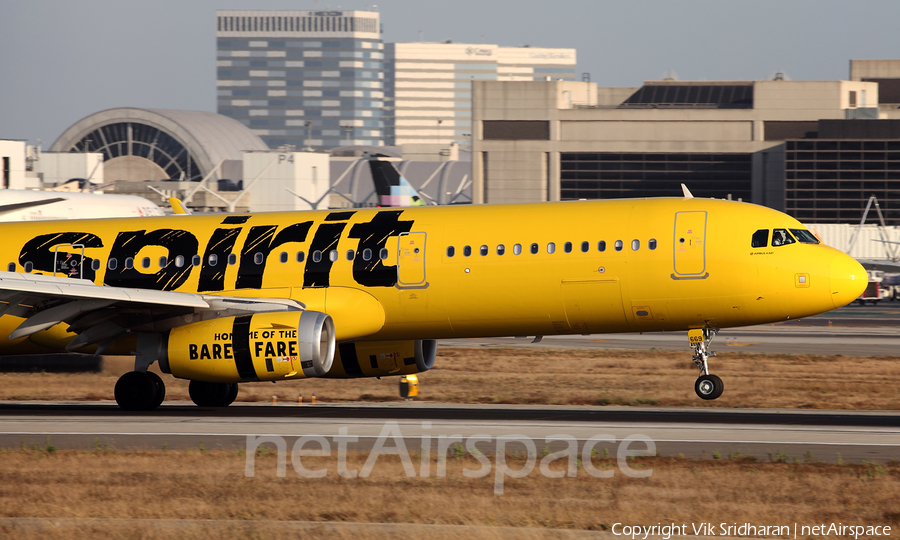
[385,42,576,146]
[216,10,384,149]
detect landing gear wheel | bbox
[189,381,238,407]
[115,371,160,411]
[146,371,166,409]
[224,382,239,406]
[695,374,724,400]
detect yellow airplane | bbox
[0,196,865,410]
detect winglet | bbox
[681,184,694,199]
[168,198,191,215]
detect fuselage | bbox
[0,197,865,354]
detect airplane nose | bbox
[829,253,867,308]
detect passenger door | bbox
[397,232,427,287]
[672,211,708,279]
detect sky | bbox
[1,0,898,148]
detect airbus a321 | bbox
[0,194,865,409]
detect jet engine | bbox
[324,339,436,378]
[161,311,335,383]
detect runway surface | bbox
[1,402,898,463]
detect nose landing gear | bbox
[690,328,724,400]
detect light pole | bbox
[341,124,353,144]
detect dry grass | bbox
[2,347,900,409]
[0,447,899,539]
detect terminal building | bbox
[472,61,900,226]
[385,42,576,146]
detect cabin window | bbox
[208,254,218,266]
[296,251,305,263]
[379,248,389,260]
[279,252,288,264]
[6,262,13,272]
[24,261,33,273]
[649,239,657,250]
[581,241,589,253]
[547,242,556,254]
[497,244,505,255]
[631,239,640,251]
[92,260,101,271]
[751,229,768,248]
[480,245,488,256]
[125,258,134,270]
[513,243,522,255]
[362,248,372,261]
[141,257,151,269]
[790,229,820,244]
[253,253,263,265]
[530,243,539,254]
[463,245,472,257]
[229,254,237,265]
[446,246,455,258]
[175,255,184,268]
[614,240,623,252]
[346,250,355,261]
[772,229,796,247]
[564,242,572,253]
[312,251,322,263]
[192,255,202,267]
[598,241,607,252]
[108,258,117,271]
[159,256,167,268]
[329,250,338,262]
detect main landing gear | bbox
[114,371,166,411]
[114,373,240,410]
[690,328,724,400]
[114,372,240,410]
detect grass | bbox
[2,347,900,409]
[0,446,899,539]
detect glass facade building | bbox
[216,10,384,150]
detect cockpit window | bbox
[751,229,768,248]
[771,229,796,247]
[789,228,820,244]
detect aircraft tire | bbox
[189,380,236,407]
[695,374,724,400]
[146,371,166,409]
[115,371,159,411]
[223,383,239,406]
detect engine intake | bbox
[164,311,335,383]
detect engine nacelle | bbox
[161,311,335,383]
[324,339,436,378]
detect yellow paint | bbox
[0,198,866,364]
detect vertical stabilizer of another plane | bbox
[367,155,426,207]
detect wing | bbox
[0,198,66,215]
[0,271,304,353]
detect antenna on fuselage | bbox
[681,184,694,199]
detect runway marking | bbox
[3,432,900,447]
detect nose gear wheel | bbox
[689,328,724,400]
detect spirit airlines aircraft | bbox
[0,194,865,410]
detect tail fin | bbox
[367,158,425,207]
